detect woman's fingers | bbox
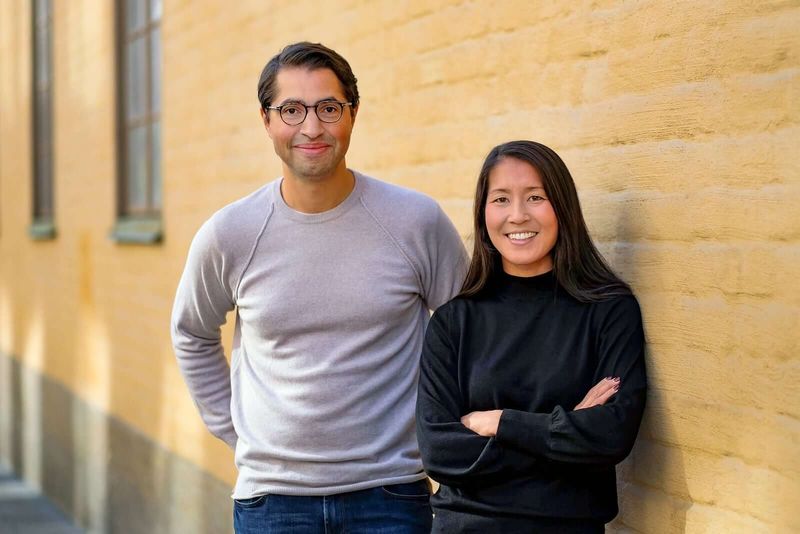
[593,380,620,405]
[575,377,620,410]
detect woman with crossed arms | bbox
[416,140,647,533]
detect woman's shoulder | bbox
[430,292,488,323]
[593,291,640,310]
[588,292,643,330]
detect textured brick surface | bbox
[1,0,798,532]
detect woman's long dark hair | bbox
[460,140,631,302]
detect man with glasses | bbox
[171,42,468,533]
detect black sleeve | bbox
[495,296,647,466]
[416,305,537,487]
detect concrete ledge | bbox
[109,217,163,245]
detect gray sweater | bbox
[171,172,468,498]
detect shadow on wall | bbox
[603,194,690,534]
[0,254,234,534]
[1,327,234,534]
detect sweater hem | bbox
[232,472,428,499]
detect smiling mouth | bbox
[295,144,330,153]
[506,231,538,240]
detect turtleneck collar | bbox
[489,267,559,299]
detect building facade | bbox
[1,1,798,532]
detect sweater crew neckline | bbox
[273,171,364,223]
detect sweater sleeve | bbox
[419,206,470,310]
[416,306,537,487]
[495,296,647,466]
[170,219,238,449]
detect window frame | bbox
[30,0,55,240]
[112,0,163,244]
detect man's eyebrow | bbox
[276,96,340,106]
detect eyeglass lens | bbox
[281,102,344,125]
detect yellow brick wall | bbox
[1,1,797,532]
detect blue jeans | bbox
[233,480,433,534]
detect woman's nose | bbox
[508,201,530,223]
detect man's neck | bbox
[280,165,355,214]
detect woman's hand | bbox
[459,378,619,436]
[461,409,503,437]
[574,377,620,410]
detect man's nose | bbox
[300,109,324,138]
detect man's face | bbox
[261,67,357,182]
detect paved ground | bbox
[0,466,84,534]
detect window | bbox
[114,0,162,243]
[31,0,55,240]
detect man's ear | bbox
[350,103,359,125]
[260,107,272,138]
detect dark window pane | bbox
[126,0,146,32]
[33,0,53,222]
[151,27,161,114]
[36,19,49,86]
[151,121,161,209]
[34,102,52,218]
[127,125,148,212]
[120,0,162,219]
[35,138,51,217]
[35,0,51,23]
[126,36,147,120]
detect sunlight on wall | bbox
[0,282,13,353]
[0,352,11,466]
[0,283,13,465]
[81,315,112,410]
[21,363,42,490]
[20,311,45,488]
[73,401,108,533]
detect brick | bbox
[631,440,799,525]
[583,185,800,241]
[638,292,798,362]
[643,346,799,418]
[596,242,800,305]
[617,483,774,534]
[640,392,800,476]
[563,128,800,193]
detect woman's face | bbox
[484,157,558,277]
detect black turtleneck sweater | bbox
[416,270,647,528]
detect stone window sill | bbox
[111,217,163,245]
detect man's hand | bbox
[461,409,503,437]
[574,377,620,410]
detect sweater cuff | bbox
[496,409,550,456]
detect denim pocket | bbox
[380,480,431,500]
[233,494,267,508]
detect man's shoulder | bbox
[204,180,277,234]
[357,172,441,222]
[190,180,277,258]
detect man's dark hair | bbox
[257,42,359,112]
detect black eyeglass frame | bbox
[263,100,354,126]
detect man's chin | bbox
[289,161,341,182]
[293,169,335,182]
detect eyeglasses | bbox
[264,100,353,126]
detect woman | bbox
[416,141,647,533]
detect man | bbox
[171,42,468,533]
